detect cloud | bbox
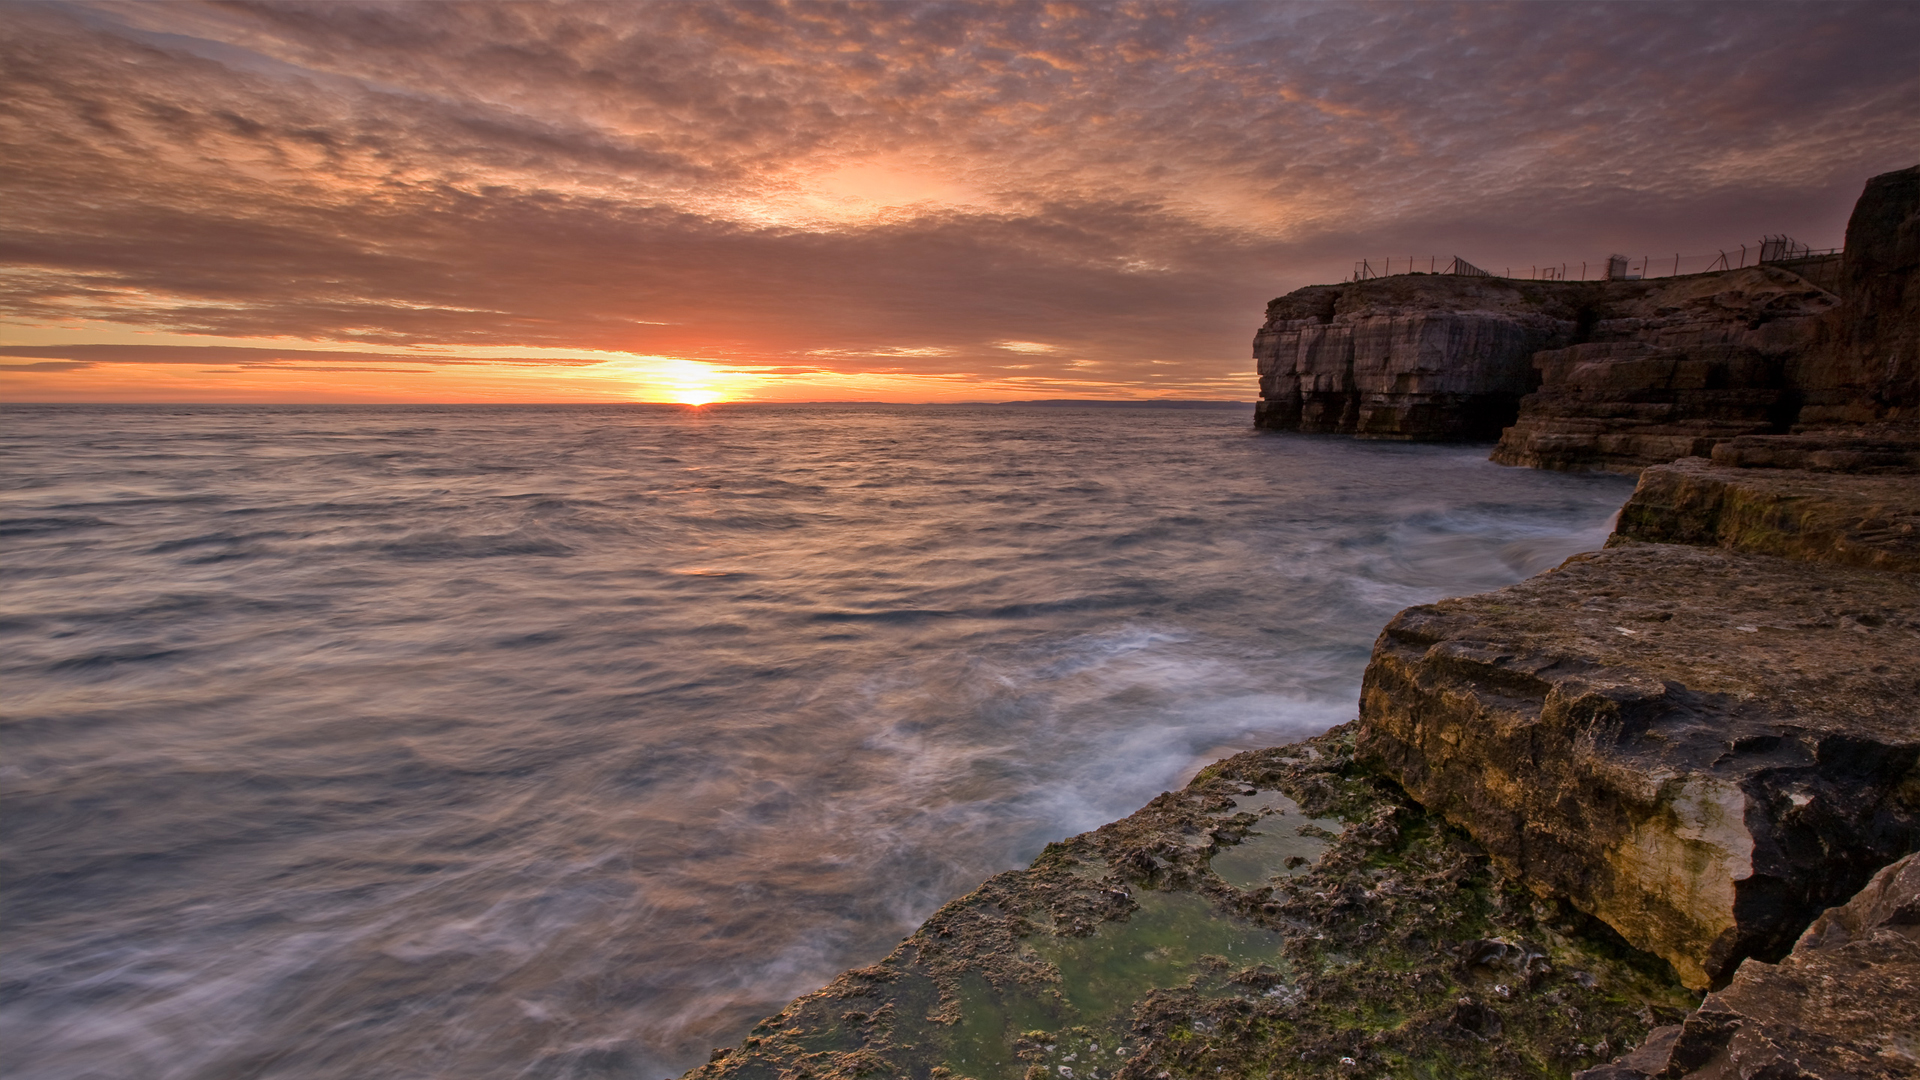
[0,344,603,365]
[2,1,1916,400]
[0,360,95,372]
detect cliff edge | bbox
[1253,163,1920,474]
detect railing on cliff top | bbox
[1351,235,1841,283]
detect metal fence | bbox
[1350,235,1840,283]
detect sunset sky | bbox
[3,1,1917,404]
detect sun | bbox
[673,388,724,406]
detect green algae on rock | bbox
[683,727,1696,1080]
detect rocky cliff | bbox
[1251,277,1583,440]
[1254,163,1920,473]
[1797,164,1920,425]
[1251,269,1837,450]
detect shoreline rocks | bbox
[683,448,1918,1079]
[683,729,1700,1080]
[1575,853,1920,1080]
[1613,452,1920,573]
[1355,539,1920,990]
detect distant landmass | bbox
[996,398,1254,409]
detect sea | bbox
[0,404,1636,1080]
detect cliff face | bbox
[1489,269,1838,472]
[1491,165,1920,470]
[1797,164,1920,424]
[1253,163,1920,471]
[1251,269,1838,449]
[1796,163,1920,424]
[1252,277,1587,440]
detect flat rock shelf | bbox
[686,727,1698,1080]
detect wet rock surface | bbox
[683,727,1697,1080]
[1356,541,1920,990]
[1576,852,1920,1080]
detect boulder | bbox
[1356,541,1920,989]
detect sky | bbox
[2,1,1917,404]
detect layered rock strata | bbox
[1252,267,1838,448]
[1355,541,1920,991]
[1613,453,1920,573]
[1492,165,1917,469]
[1797,164,1919,425]
[1487,269,1838,472]
[1251,277,1583,441]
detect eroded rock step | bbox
[1359,541,1920,992]
[688,728,1699,1080]
[1614,452,1920,573]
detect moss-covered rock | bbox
[683,726,1696,1080]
